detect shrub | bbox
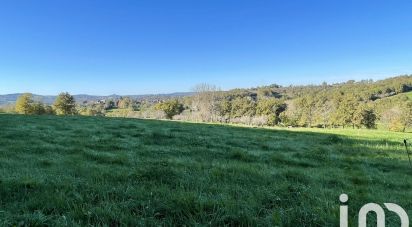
[155,99,184,119]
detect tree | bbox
[31,102,46,115]
[104,100,116,110]
[53,92,76,115]
[279,100,299,127]
[15,93,34,114]
[44,105,55,115]
[400,101,412,132]
[118,97,134,109]
[155,99,184,119]
[192,84,220,122]
[353,105,378,129]
[332,94,359,128]
[256,98,286,125]
[361,109,378,129]
[14,93,52,115]
[230,97,256,118]
[316,98,334,128]
[383,102,412,132]
[381,107,403,131]
[296,96,316,127]
[215,97,232,122]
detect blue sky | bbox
[1,0,411,95]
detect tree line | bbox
[175,76,412,131]
[4,75,412,132]
[14,92,76,116]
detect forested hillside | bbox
[2,75,412,132]
[177,75,412,131]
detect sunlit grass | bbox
[0,114,411,226]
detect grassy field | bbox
[405,91,412,100]
[0,114,411,226]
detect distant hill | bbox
[0,94,57,106]
[0,92,193,106]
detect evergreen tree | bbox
[361,109,378,129]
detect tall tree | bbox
[361,109,378,129]
[332,94,359,128]
[192,84,220,122]
[317,99,334,128]
[296,96,316,127]
[256,98,286,125]
[53,92,77,115]
[15,93,34,114]
[353,103,378,129]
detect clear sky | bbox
[1,0,411,95]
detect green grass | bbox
[0,114,411,226]
[405,91,412,100]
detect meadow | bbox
[405,91,412,100]
[0,114,411,226]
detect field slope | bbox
[0,114,411,226]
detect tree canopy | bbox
[53,92,77,115]
[155,99,184,119]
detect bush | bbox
[155,99,184,119]
[250,116,269,126]
[0,104,16,114]
[15,93,52,115]
[389,118,404,132]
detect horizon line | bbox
[1,73,411,96]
